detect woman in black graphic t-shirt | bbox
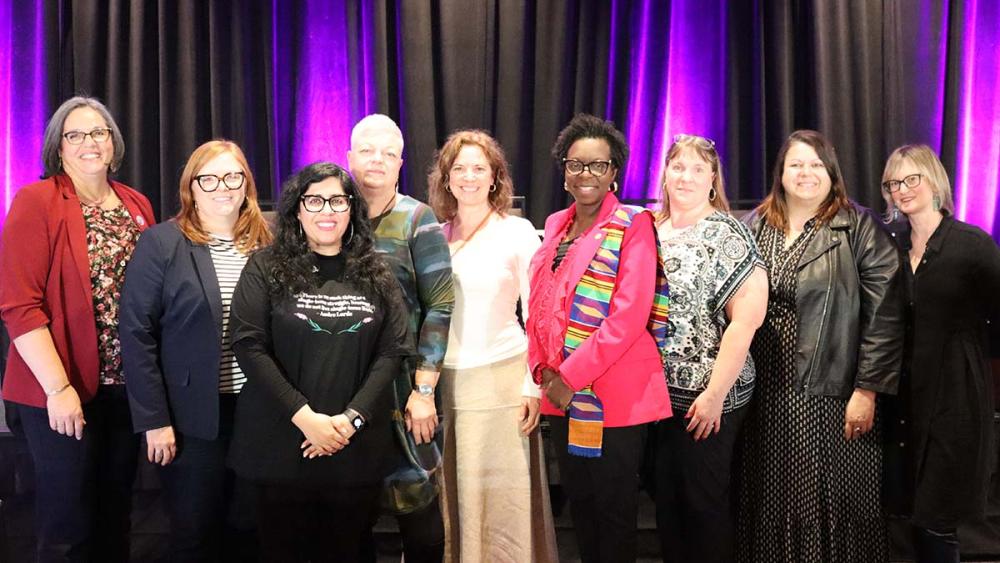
[228,162,411,562]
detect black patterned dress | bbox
[737,220,887,563]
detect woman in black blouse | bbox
[881,144,1000,562]
[227,162,411,561]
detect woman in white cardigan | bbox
[428,129,558,563]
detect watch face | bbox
[417,384,434,396]
[352,417,363,429]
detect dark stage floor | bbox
[1,432,998,562]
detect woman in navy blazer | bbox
[120,140,272,562]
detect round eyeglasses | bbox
[63,128,112,145]
[562,159,612,176]
[881,173,922,193]
[300,194,352,213]
[194,171,246,192]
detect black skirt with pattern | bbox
[737,222,887,563]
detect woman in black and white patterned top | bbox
[652,134,768,563]
[120,140,272,561]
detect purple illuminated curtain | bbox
[2,0,1000,237]
[615,0,728,204]
[279,1,380,172]
[0,0,52,223]
[950,0,1000,236]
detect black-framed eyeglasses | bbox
[562,159,612,176]
[194,171,246,192]
[63,128,112,145]
[881,173,922,193]
[673,134,716,149]
[300,194,352,213]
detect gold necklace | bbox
[448,211,493,257]
[79,187,113,208]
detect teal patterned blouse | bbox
[371,195,454,373]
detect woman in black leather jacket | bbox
[736,130,904,563]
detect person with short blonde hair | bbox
[348,114,453,562]
[880,144,1000,562]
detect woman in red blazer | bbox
[0,96,155,562]
[526,114,671,563]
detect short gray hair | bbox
[41,96,125,178]
[350,114,403,151]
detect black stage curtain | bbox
[39,0,962,226]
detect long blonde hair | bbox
[657,135,729,222]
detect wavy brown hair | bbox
[427,129,514,221]
[756,129,850,231]
[176,140,272,253]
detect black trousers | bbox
[256,482,381,562]
[393,499,445,563]
[16,385,139,563]
[156,393,256,562]
[653,407,747,563]
[361,494,445,563]
[548,415,647,563]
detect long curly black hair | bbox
[267,162,395,301]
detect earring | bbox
[489,183,497,192]
[344,222,355,246]
[890,207,900,222]
[445,185,452,193]
[933,194,942,211]
[610,182,618,193]
[709,187,717,202]
[298,222,304,238]
[563,183,569,191]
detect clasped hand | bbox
[293,406,355,458]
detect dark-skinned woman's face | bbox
[563,137,617,207]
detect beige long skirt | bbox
[438,352,559,563]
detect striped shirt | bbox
[209,236,249,393]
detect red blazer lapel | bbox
[56,176,96,314]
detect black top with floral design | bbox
[82,202,141,385]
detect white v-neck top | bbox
[443,214,542,396]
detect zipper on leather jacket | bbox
[802,252,834,392]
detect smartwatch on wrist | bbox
[344,408,366,431]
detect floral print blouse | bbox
[82,202,141,385]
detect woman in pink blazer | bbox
[526,114,671,563]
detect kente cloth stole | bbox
[563,206,670,458]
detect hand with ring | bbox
[145,425,177,466]
[844,388,876,441]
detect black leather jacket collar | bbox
[745,204,904,398]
